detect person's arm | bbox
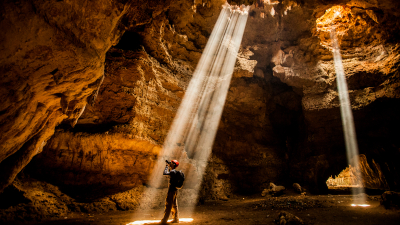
[163,165,170,175]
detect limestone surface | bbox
[1,0,400,222]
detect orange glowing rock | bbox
[316,5,353,35]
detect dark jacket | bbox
[163,165,179,189]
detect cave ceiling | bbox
[0,0,400,201]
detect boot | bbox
[171,218,179,223]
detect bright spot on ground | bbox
[351,204,370,207]
[127,218,194,225]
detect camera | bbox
[165,160,171,164]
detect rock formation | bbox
[1,0,400,221]
[0,0,173,193]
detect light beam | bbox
[132,2,250,222]
[331,28,366,206]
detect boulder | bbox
[270,182,285,195]
[381,191,400,209]
[292,183,302,193]
[275,211,304,225]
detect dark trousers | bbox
[162,187,178,222]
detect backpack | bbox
[174,170,185,189]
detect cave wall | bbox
[24,0,228,201]
[25,47,192,199]
[229,0,400,193]
[1,0,400,221]
[0,0,175,193]
[284,1,400,192]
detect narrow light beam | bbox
[331,28,366,205]
[132,3,250,221]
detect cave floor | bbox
[9,193,400,225]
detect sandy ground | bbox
[6,192,400,225]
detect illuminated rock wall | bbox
[0,0,172,193]
[231,0,400,192]
[1,1,400,221]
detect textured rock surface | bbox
[26,47,202,199]
[0,176,198,221]
[359,154,390,189]
[272,1,400,192]
[1,0,400,222]
[0,0,173,192]
[75,48,186,143]
[27,131,162,199]
[229,0,400,193]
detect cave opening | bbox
[114,28,145,51]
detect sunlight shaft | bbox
[331,28,366,205]
[132,3,250,220]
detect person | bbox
[161,160,180,224]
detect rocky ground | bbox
[5,191,400,225]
